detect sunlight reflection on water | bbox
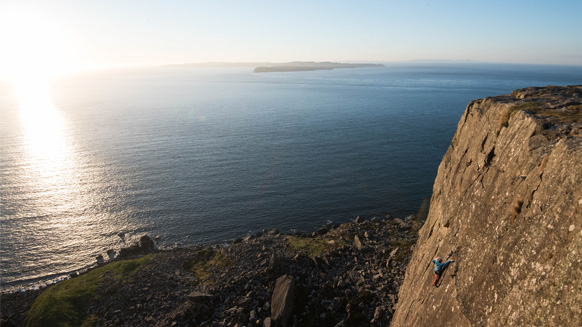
[2,79,130,290]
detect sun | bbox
[0,5,82,85]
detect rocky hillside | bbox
[391,86,582,326]
[2,216,421,327]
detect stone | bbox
[269,252,280,270]
[187,291,213,302]
[139,235,155,251]
[373,306,384,320]
[271,275,295,327]
[354,236,363,251]
[263,317,272,327]
[392,218,409,229]
[106,249,116,260]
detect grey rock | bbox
[271,275,294,327]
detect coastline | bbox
[1,214,422,326]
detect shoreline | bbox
[1,211,414,294]
[1,214,422,326]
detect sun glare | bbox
[0,6,81,84]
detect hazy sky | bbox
[1,0,581,78]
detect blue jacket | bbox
[432,260,452,274]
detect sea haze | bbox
[1,62,581,290]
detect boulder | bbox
[96,255,104,264]
[139,235,155,251]
[271,275,295,327]
[118,235,156,258]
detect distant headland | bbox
[252,62,384,73]
[166,61,384,73]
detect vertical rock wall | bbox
[392,86,582,327]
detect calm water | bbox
[1,62,581,290]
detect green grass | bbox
[530,103,582,123]
[499,102,546,130]
[184,248,232,285]
[25,255,153,327]
[285,235,344,258]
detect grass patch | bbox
[80,314,100,327]
[25,255,154,327]
[184,248,232,285]
[285,236,343,258]
[530,103,582,123]
[499,102,546,130]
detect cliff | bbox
[392,85,582,326]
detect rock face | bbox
[392,86,582,326]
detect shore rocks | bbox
[118,235,157,259]
[2,216,420,327]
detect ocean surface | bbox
[1,62,581,290]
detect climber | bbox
[432,256,454,286]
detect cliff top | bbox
[506,85,582,134]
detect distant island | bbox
[252,62,384,73]
[166,61,384,73]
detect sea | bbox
[1,62,581,291]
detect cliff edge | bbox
[392,85,582,327]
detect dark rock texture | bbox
[392,86,582,327]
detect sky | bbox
[1,0,581,79]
